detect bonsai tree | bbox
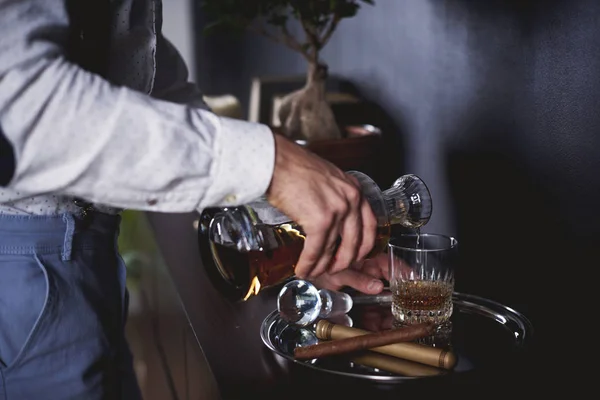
[200,0,374,141]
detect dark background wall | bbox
[193,0,600,359]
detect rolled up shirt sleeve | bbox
[151,33,209,109]
[0,0,275,213]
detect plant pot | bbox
[295,124,383,183]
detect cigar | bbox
[349,351,445,377]
[310,320,457,370]
[294,321,435,361]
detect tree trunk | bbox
[277,62,342,141]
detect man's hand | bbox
[311,253,389,294]
[312,253,393,331]
[267,133,377,279]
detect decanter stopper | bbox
[277,280,354,327]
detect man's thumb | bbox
[335,269,384,295]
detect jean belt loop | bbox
[62,213,76,261]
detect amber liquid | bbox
[211,223,391,301]
[391,280,453,325]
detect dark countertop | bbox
[146,212,537,399]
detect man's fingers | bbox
[327,212,361,275]
[346,172,377,262]
[295,230,329,279]
[356,198,377,261]
[306,228,340,279]
[357,253,390,281]
[327,185,363,274]
[323,268,384,294]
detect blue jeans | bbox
[0,213,142,399]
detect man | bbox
[0,0,388,399]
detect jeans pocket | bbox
[0,253,51,370]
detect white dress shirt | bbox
[0,0,275,216]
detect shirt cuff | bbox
[200,117,275,209]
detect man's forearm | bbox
[0,57,275,212]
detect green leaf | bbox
[198,0,375,41]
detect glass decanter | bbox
[199,171,432,302]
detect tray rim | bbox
[259,291,534,383]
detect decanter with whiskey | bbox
[197,171,432,302]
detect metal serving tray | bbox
[260,291,533,383]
